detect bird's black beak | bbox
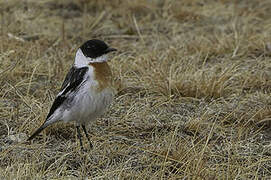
[105,47,117,54]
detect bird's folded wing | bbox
[45,66,89,120]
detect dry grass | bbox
[1,0,271,179]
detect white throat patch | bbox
[74,49,108,67]
[86,54,108,63]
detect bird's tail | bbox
[27,122,49,141]
[28,113,60,141]
[27,126,46,141]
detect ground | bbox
[1,0,271,179]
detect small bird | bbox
[28,39,117,150]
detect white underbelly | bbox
[62,87,114,124]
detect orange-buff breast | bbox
[90,62,113,92]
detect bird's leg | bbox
[76,125,84,150]
[82,125,93,149]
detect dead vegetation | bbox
[1,0,271,179]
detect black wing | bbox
[46,66,89,120]
[28,66,89,141]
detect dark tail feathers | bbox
[27,125,46,141]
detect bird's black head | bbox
[80,39,117,58]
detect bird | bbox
[27,39,117,150]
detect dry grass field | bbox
[1,0,271,179]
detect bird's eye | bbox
[87,45,94,49]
